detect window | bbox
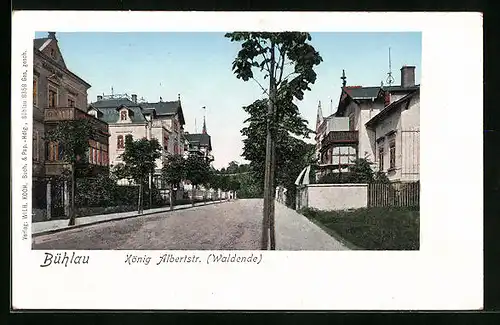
[33,130,39,162]
[68,95,76,108]
[378,141,385,172]
[163,135,169,150]
[348,113,355,131]
[48,86,57,107]
[384,92,391,106]
[47,142,63,161]
[102,144,108,166]
[389,137,396,170]
[33,76,38,106]
[120,110,127,121]
[117,135,125,149]
[50,48,56,59]
[97,143,102,165]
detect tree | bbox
[241,101,316,208]
[45,119,95,226]
[119,135,161,214]
[226,32,322,250]
[162,154,187,210]
[226,161,240,174]
[184,155,211,206]
[228,177,241,198]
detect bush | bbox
[316,158,390,184]
[300,206,419,250]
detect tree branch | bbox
[252,77,269,97]
[282,71,300,83]
[254,39,271,74]
[277,47,286,85]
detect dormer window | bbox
[120,110,127,121]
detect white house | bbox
[88,93,186,191]
[315,66,420,182]
[365,88,420,182]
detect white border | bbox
[11,11,483,310]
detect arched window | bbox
[120,110,127,121]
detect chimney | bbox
[401,66,416,88]
[97,95,103,101]
[131,94,137,103]
[48,32,56,40]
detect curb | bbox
[32,199,231,238]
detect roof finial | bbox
[178,93,180,102]
[386,47,395,86]
[160,96,163,102]
[48,32,56,40]
[202,106,207,134]
[316,100,324,129]
[341,69,347,88]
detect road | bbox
[32,199,348,250]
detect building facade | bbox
[33,32,110,220]
[365,88,420,182]
[315,66,420,182]
[88,93,186,189]
[183,117,214,163]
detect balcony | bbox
[321,130,358,147]
[44,106,109,136]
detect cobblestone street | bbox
[32,199,347,250]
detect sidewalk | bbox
[32,199,230,236]
[275,201,349,251]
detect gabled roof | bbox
[185,133,212,151]
[89,99,147,124]
[141,100,185,125]
[335,86,385,117]
[34,36,90,88]
[365,88,420,129]
[91,98,141,109]
[143,108,157,116]
[343,86,382,100]
[34,38,50,50]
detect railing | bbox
[321,130,358,147]
[44,106,109,135]
[368,182,420,207]
[44,106,77,121]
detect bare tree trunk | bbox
[149,173,153,210]
[191,185,195,207]
[268,40,277,251]
[137,181,142,214]
[68,164,76,226]
[261,39,277,251]
[269,136,277,250]
[169,183,174,211]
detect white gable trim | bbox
[38,39,52,51]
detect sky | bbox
[35,32,421,169]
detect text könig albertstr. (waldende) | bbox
[125,253,263,265]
